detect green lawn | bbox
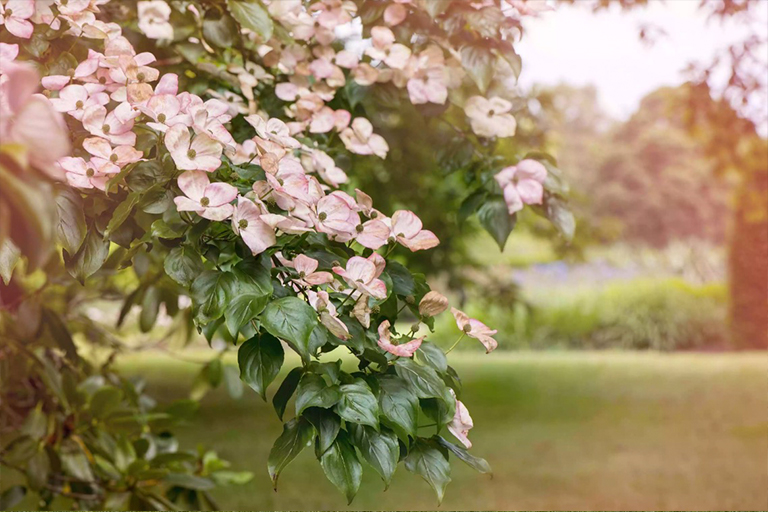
[119,351,768,510]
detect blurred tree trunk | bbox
[729,168,768,349]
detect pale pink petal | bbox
[391,210,422,239]
[177,170,208,201]
[200,204,234,221]
[516,179,544,205]
[293,254,319,276]
[401,230,439,251]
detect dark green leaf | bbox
[26,448,50,491]
[191,270,238,324]
[295,374,342,416]
[319,431,362,504]
[435,436,492,474]
[378,375,419,440]
[395,358,448,399]
[415,341,448,373]
[478,197,516,250]
[261,297,318,362]
[225,293,269,338]
[63,228,110,284]
[268,417,315,488]
[386,261,415,296]
[60,438,94,481]
[140,286,160,333]
[273,367,303,420]
[55,188,86,254]
[348,423,399,488]
[238,333,284,400]
[459,189,488,224]
[404,439,451,504]
[304,407,341,455]
[335,379,379,429]
[165,246,204,288]
[202,12,238,48]
[106,192,139,236]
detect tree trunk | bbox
[729,169,768,349]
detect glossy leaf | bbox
[272,367,303,420]
[404,439,451,504]
[295,374,342,416]
[261,297,318,362]
[335,379,380,429]
[319,431,362,504]
[268,417,315,489]
[478,197,516,250]
[238,333,284,399]
[348,423,399,488]
[164,246,204,288]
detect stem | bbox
[444,333,465,355]
[338,291,354,310]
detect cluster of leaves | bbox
[0,0,579,507]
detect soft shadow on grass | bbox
[119,351,768,511]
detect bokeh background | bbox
[31,0,768,509]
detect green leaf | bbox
[335,379,379,429]
[90,386,124,419]
[319,431,362,505]
[478,197,516,250]
[544,196,576,241]
[386,261,415,296]
[461,44,494,93]
[26,448,50,491]
[404,439,451,504]
[348,423,399,488]
[272,367,303,420]
[238,333,284,400]
[191,270,238,324]
[378,374,419,440]
[415,341,448,373]
[227,0,273,40]
[0,486,26,510]
[63,228,110,284]
[202,11,238,48]
[164,473,216,491]
[20,404,47,440]
[304,407,341,455]
[268,417,315,489]
[60,438,94,481]
[165,246,204,288]
[55,188,86,254]
[435,436,492,474]
[295,374,342,416]
[223,364,244,399]
[106,192,139,236]
[459,189,488,224]
[395,358,448,399]
[139,286,160,333]
[498,43,522,81]
[0,239,20,285]
[225,293,269,338]
[261,297,318,362]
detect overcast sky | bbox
[517,0,768,124]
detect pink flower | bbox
[314,191,360,242]
[0,1,34,39]
[332,255,387,300]
[366,26,412,70]
[141,94,183,132]
[406,46,447,105]
[387,210,439,251]
[309,107,350,134]
[82,104,137,146]
[355,219,390,250]
[245,115,300,149]
[451,307,498,353]
[340,118,389,159]
[494,159,547,214]
[290,255,334,286]
[232,196,276,255]
[164,124,223,172]
[509,0,554,16]
[302,149,348,187]
[0,43,19,74]
[419,291,449,317]
[82,137,143,168]
[377,320,424,357]
[464,96,517,138]
[137,1,173,39]
[59,156,119,191]
[0,62,70,178]
[173,170,237,221]
[307,289,351,340]
[384,3,408,26]
[447,389,474,448]
[49,84,109,120]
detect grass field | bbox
[118,351,768,510]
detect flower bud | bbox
[410,322,421,333]
[405,295,415,305]
[419,291,449,317]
